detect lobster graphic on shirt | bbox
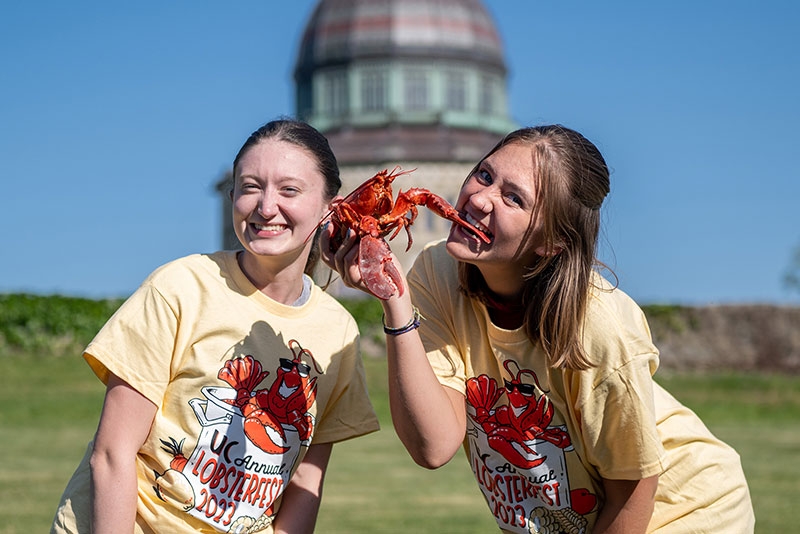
[465,360,597,534]
[218,339,322,455]
[466,359,571,469]
[153,340,323,533]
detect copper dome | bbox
[294,0,506,79]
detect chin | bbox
[446,237,475,262]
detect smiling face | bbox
[446,142,552,295]
[232,139,330,273]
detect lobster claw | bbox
[359,236,404,300]
[218,355,269,393]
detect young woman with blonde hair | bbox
[324,125,754,533]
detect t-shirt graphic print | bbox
[465,359,596,534]
[153,339,319,533]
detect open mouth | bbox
[462,212,493,243]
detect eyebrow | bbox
[235,173,307,184]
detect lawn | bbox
[1,352,797,533]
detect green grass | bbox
[1,352,797,533]
[315,355,498,532]
[654,371,800,533]
[0,353,106,534]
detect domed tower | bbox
[294,0,516,271]
[218,0,516,280]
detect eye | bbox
[475,169,492,186]
[505,191,523,207]
[281,185,301,196]
[238,184,260,195]
[236,177,261,193]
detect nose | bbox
[257,190,278,218]
[469,188,493,214]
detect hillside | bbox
[644,304,800,373]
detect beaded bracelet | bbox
[382,306,423,336]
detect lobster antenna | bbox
[503,358,521,378]
[288,339,324,374]
[305,211,334,244]
[518,369,549,394]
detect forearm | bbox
[594,476,658,534]
[320,229,465,467]
[90,449,139,533]
[272,442,333,534]
[90,374,157,534]
[383,296,466,469]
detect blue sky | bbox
[2,1,798,305]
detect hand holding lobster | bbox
[318,167,490,299]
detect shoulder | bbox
[145,251,231,282]
[407,240,474,339]
[582,273,659,369]
[140,251,233,293]
[586,274,649,329]
[409,239,458,290]
[408,240,464,316]
[419,239,453,264]
[118,252,238,317]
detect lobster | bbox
[321,167,491,299]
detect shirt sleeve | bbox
[306,318,380,444]
[83,281,177,407]
[574,357,668,480]
[407,243,468,395]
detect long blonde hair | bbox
[459,125,611,369]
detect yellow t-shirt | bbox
[52,251,380,533]
[408,241,754,534]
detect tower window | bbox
[324,71,348,116]
[404,69,429,111]
[361,69,388,112]
[445,71,467,111]
[480,74,495,115]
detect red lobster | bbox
[466,360,571,470]
[321,167,490,299]
[218,340,321,455]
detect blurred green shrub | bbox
[642,304,699,334]
[0,294,384,358]
[0,294,124,357]
[340,297,383,327]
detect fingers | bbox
[319,224,363,289]
[319,222,336,268]
[338,232,362,289]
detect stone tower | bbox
[220,0,515,283]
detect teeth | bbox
[254,223,285,232]
[463,213,491,236]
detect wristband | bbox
[382,307,422,336]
